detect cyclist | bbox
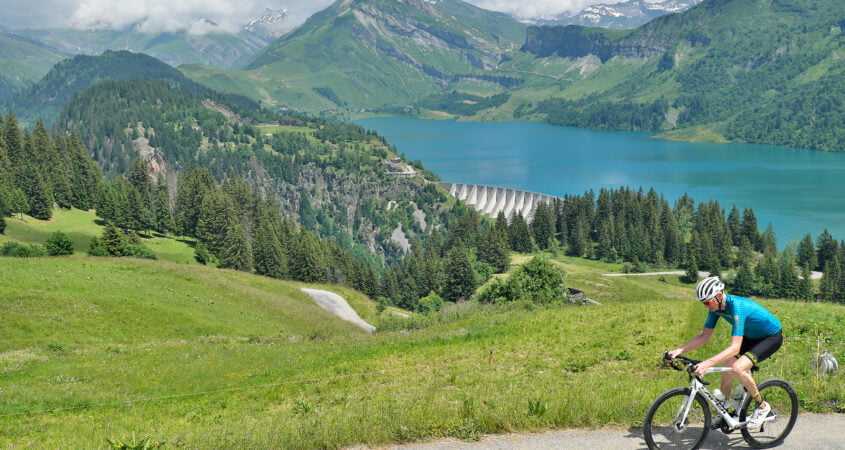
[667,276,783,429]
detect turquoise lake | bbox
[356,117,845,245]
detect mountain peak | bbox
[243,8,290,39]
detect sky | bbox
[0,0,644,33]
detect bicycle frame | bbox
[678,366,750,431]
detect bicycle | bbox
[643,352,798,449]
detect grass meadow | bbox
[1,214,844,448]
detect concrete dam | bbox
[440,183,559,220]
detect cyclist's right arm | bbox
[668,327,714,360]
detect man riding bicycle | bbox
[667,276,783,429]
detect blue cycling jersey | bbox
[704,294,782,339]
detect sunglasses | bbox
[702,298,717,306]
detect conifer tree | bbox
[727,205,742,247]
[683,254,699,284]
[733,261,756,297]
[797,233,817,271]
[741,208,761,251]
[8,188,28,220]
[101,222,128,256]
[253,220,287,279]
[816,229,838,272]
[219,222,253,272]
[508,211,532,253]
[21,164,52,220]
[196,190,236,258]
[819,259,840,302]
[798,265,813,301]
[477,225,510,273]
[289,229,324,283]
[442,244,477,302]
[530,202,555,250]
[154,177,175,235]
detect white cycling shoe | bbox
[747,402,772,430]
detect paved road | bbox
[377,413,845,449]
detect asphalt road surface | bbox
[378,413,844,449]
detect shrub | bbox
[477,257,567,304]
[127,244,157,260]
[417,291,444,315]
[87,237,108,256]
[45,231,74,256]
[0,242,47,257]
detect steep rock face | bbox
[523,16,681,63]
[522,26,615,62]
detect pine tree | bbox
[196,190,236,258]
[530,202,555,250]
[798,265,813,301]
[797,233,817,271]
[253,220,287,279]
[741,208,761,251]
[477,225,510,273]
[8,188,29,220]
[819,259,839,302]
[289,229,324,282]
[733,261,756,297]
[153,176,175,235]
[101,222,128,256]
[727,205,742,247]
[683,253,699,284]
[442,244,477,302]
[508,211,532,253]
[219,222,253,272]
[22,164,52,220]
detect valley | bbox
[2,0,845,447]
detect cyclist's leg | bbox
[737,331,784,402]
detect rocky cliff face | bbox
[522,18,678,63]
[522,26,615,62]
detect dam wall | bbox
[439,182,559,220]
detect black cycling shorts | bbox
[738,330,783,365]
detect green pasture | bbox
[0,208,198,265]
[1,252,843,448]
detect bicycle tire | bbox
[739,379,799,448]
[644,387,711,450]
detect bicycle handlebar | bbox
[663,351,709,385]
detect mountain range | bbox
[3,0,845,152]
[539,0,703,29]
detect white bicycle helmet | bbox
[696,276,724,302]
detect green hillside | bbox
[1,254,842,447]
[0,32,65,100]
[6,50,206,127]
[517,0,845,150]
[182,0,526,113]
[0,208,198,265]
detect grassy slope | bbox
[0,208,198,265]
[1,244,843,447]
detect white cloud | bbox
[0,0,644,32]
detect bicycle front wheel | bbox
[644,387,711,450]
[739,379,799,448]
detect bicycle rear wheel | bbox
[644,387,711,449]
[739,379,799,448]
